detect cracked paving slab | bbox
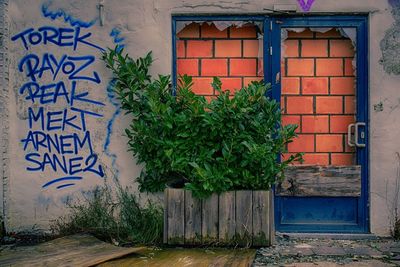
[253,236,400,266]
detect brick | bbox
[243,77,263,86]
[177,40,185,58]
[330,77,355,95]
[230,24,257,38]
[283,40,299,57]
[287,59,314,76]
[315,29,342,38]
[230,59,257,76]
[344,58,355,76]
[177,22,200,38]
[316,134,343,152]
[243,40,259,57]
[302,153,329,165]
[287,29,313,38]
[288,134,315,152]
[286,96,314,114]
[186,40,213,58]
[330,115,355,133]
[281,153,299,164]
[330,40,355,57]
[302,77,328,95]
[331,153,354,165]
[316,59,343,76]
[201,23,228,38]
[220,77,242,92]
[301,40,328,57]
[345,96,356,114]
[282,77,300,95]
[191,77,213,95]
[215,40,241,57]
[282,115,301,133]
[201,59,228,76]
[302,115,329,133]
[177,59,198,76]
[316,96,343,114]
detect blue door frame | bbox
[172,15,369,233]
[272,16,369,233]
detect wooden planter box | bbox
[163,188,274,247]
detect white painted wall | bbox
[2,0,399,236]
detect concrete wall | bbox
[2,0,400,236]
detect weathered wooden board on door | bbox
[276,165,362,197]
[164,189,273,247]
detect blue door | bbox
[271,16,369,233]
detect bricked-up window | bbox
[176,21,263,101]
[281,28,357,166]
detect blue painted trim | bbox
[273,15,370,233]
[172,15,265,21]
[172,18,177,96]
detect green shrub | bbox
[51,186,163,245]
[102,49,301,198]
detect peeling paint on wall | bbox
[380,0,400,75]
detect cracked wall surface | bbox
[1,0,400,236]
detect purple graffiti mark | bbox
[297,0,315,12]
[41,3,97,28]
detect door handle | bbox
[347,123,355,147]
[355,122,366,148]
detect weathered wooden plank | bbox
[218,191,236,244]
[236,190,253,246]
[166,188,185,244]
[269,190,275,245]
[202,193,219,243]
[277,165,361,197]
[252,191,271,246]
[184,190,202,244]
[0,234,145,267]
[163,189,168,244]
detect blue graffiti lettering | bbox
[17,7,110,189]
[11,26,104,52]
[25,152,103,177]
[21,130,93,155]
[41,3,96,28]
[18,53,101,83]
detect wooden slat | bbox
[235,190,253,246]
[0,234,145,267]
[252,191,270,246]
[218,191,236,244]
[163,189,168,244]
[184,190,202,244]
[166,188,185,244]
[277,165,362,197]
[202,193,219,243]
[269,190,275,245]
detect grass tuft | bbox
[51,186,163,246]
